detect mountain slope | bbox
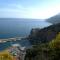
[46,14,60,24]
[28,23,60,45]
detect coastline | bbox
[0,36,26,43]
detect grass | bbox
[0,50,14,60]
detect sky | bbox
[0,0,60,19]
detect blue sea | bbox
[0,18,51,50]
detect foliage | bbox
[25,32,60,60]
[0,51,13,60]
[49,32,60,49]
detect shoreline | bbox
[0,37,26,43]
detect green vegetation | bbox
[25,32,60,60]
[49,32,60,49]
[0,50,13,60]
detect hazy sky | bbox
[0,0,60,19]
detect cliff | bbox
[29,23,60,45]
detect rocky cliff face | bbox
[29,23,60,45]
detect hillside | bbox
[46,14,60,24]
[25,32,60,60]
[28,23,60,45]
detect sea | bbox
[0,18,51,50]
